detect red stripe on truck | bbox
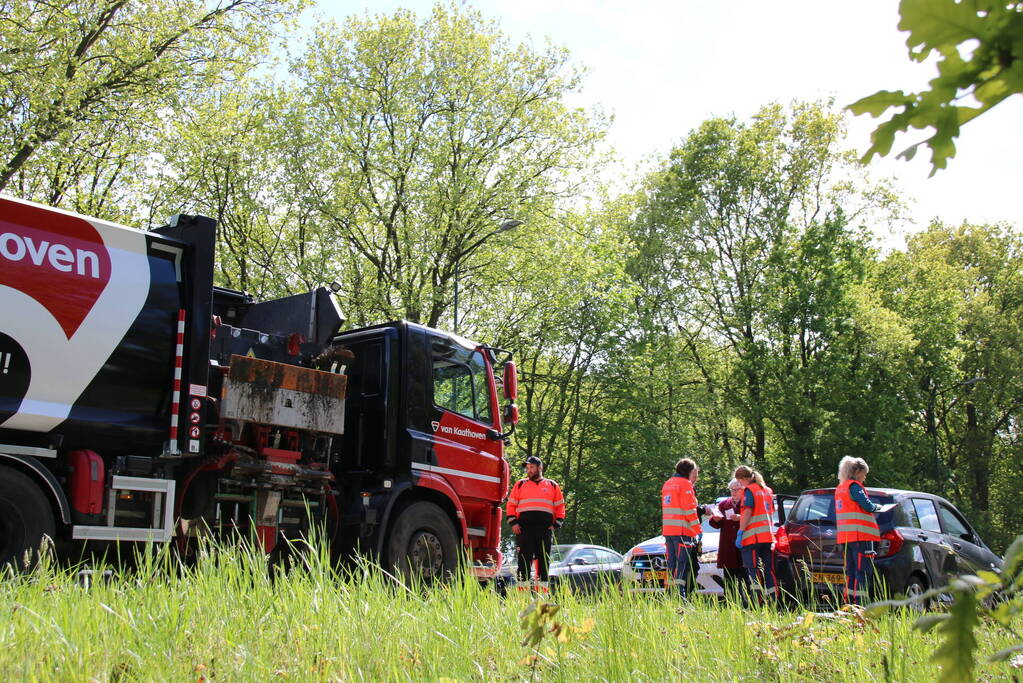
[169,309,186,443]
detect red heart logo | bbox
[0,199,111,339]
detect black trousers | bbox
[516,524,553,582]
[722,566,750,598]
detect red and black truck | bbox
[0,195,518,581]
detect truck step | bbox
[72,476,176,542]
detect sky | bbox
[318,1,1022,248]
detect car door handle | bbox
[952,542,963,551]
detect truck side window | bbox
[469,351,492,424]
[432,345,492,424]
[433,359,477,418]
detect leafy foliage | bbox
[287,3,607,327]
[849,0,1023,174]
[929,587,979,683]
[0,0,307,195]
[870,534,1023,682]
[623,101,902,495]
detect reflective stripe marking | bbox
[839,524,881,537]
[518,498,556,505]
[410,462,501,483]
[838,511,877,523]
[663,507,696,515]
[662,516,700,523]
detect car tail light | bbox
[877,528,904,558]
[775,526,791,555]
[778,525,812,555]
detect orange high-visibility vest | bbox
[661,475,700,537]
[835,480,881,543]
[741,482,774,546]
[506,478,565,522]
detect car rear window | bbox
[790,492,897,531]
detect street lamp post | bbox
[453,219,522,334]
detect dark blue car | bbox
[777,488,1002,607]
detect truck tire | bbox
[0,465,56,571]
[386,501,459,585]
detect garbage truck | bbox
[0,195,518,581]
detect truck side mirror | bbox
[502,362,518,400]
[503,403,519,426]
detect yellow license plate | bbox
[640,569,667,584]
[812,572,845,585]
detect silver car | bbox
[548,543,624,592]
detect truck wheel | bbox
[0,465,56,571]
[386,501,459,585]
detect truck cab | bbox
[331,323,511,580]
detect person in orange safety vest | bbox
[734,465,777,602]
[661,458,703,598]
[835,456,882,605]
[506,455,565,588]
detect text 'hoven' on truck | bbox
[0,196,520,583]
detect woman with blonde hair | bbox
[835,456,882,605]
[734,465,777,602]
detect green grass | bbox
[0,543,1018,681]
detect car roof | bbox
[559,543,621,555]
[797,487,957,506]
[801,486,911,496]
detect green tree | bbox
[0,0,306,196]
[481,204,637,545]
[877,222,1023,548]
[142,81,333,298]
[849,0,1023,174]
[628,101,898,486]
[287,3,607,327]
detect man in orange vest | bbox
[661,458,702,598]
[835,456,882,604]
[506,456,566,588]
